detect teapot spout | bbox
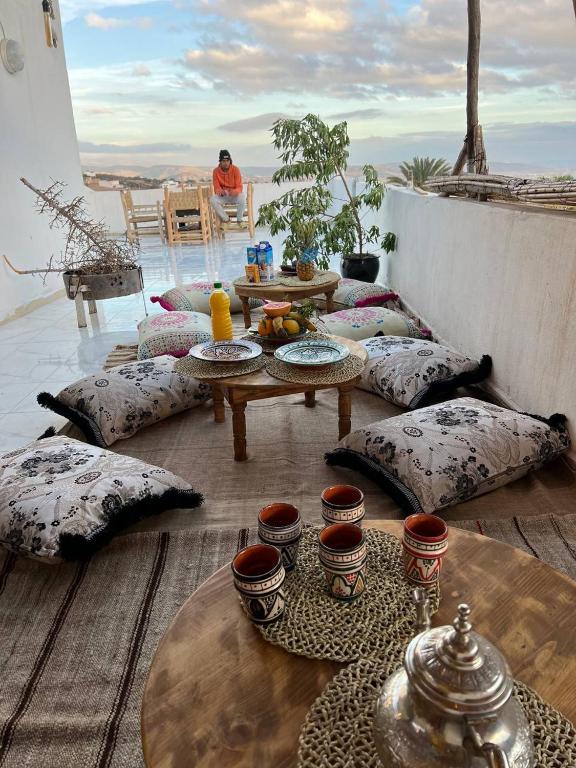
[467,722,510,768]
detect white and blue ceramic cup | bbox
[231,544,286,624]
[258,503,302,572]
[321,484,365,527]
[318,523,367,601]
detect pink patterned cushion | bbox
[150,281,261,314]
[137,311,212,359]
[316,307,429,342]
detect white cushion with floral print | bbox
[0,436,203,560]
[137,311,212,359]
[150,281,262,314]
[37,356,211,447]
[358,337,492,409]
[316,307,429,342]
[326,397,570,514]
[314,279,400,310]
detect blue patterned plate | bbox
[189,339,262,362]
[274,339,350,367]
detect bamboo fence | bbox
[425,175,576,208]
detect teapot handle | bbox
[466,722,510,768]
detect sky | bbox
[59,0,576,171]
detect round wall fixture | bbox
[1,38,25,74]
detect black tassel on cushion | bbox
[37,392,105,446]
[410,354,493,409]
[37,426,57,440]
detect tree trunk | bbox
[466,0,481,174]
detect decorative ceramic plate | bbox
[274,339,350,367]
[189,339,262,362]
[248,328,308,345]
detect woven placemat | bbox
[297,657,576,768]
[174,353,266,380]
[258,526,440,662]
[265,353,365,385]
[238,332,331,354]
[233,271,339,289]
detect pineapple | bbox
[296,247,316,281]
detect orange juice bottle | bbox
[209,282,233,341]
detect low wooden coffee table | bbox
[201,335,367,461]
[234,271,341,328]
[141,522,576,768]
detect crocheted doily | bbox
[174,353,266,379]
[265,353,365,386]
[258,526,440,662]
[297,656,576,768]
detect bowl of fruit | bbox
[250,302,317,345]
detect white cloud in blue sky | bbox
[61,0,576,170]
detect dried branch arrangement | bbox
[15,177,139,276]
[425,174,576,208]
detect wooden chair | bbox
[164,188,212,246]
[212,181,255,239]
[121,190,165,243]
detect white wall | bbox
[0,0,84,322]
[382,188,576,452]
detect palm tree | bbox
[388,157,451,188]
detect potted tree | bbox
[6,178,142,304]
[257,115,396,283]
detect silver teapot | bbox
[373,596,534,768]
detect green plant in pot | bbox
[257,114,396,283]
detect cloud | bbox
[328,109,386,120]
[79,141,192,153]
[179,0,576,99]
[60,0,161,24]
[84,12,153,30]
[217,113,289,132]
[131,64,152,77]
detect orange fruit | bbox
[258,318,273,336]
[282,319,301,335]
[262,301,292,318]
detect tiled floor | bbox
[0,233,343,451]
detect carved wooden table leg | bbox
[325,289,336,314]
[337,384,354,439]
[230,393,248,461]
[212,385,226,423]
[305,390,316,408]
[240,296,252,329]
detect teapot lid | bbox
[405,604,513,717]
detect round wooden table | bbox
[141,522,576,768]
[233,271,341,328]
[201,336,367,461]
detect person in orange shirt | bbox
[210,149,245,225]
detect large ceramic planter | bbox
[340,253,380,283]
[63,266,143,301]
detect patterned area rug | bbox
[452,514,576,580]
[0,528,254,768]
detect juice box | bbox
[244,264,260,283]
[246,246,258,264]
[258,241,274,281]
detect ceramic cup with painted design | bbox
[403,513,448,587]
[318,523,367,601]
[231,544,286,624]
[321,484,365,527]
[258,502,302,572]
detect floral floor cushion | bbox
[150,281,262,314]
[316,307,430,342]
[37,356,211,447]
[314,279,400,310]
[137,311,211,359]
[358,337,492,409]
[0,435,203,560]
[326,397,570,514]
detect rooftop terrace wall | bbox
[382,188,576,459]
[0,0,84,323]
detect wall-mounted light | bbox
[0,19,25,74]
[42,0,58,48]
